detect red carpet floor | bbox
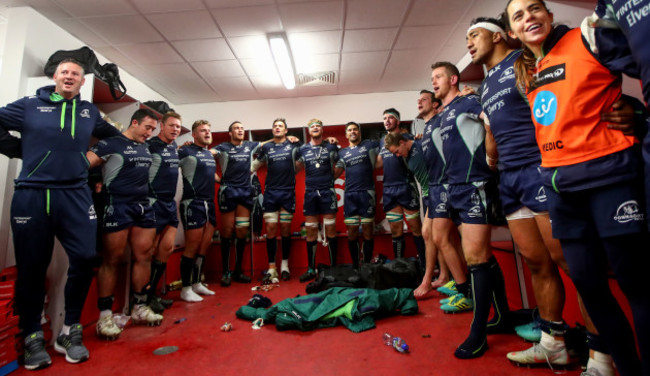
[14,270,585,376]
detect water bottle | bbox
[382,332,409,353]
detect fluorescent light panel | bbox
[268,33,296,90]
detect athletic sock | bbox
[133,284,150,305]
[456,280,470,297]
[281,259,289,272]
[60,325,70,336]
[327,237,338,266]
[540,330,566,352]
[362,239,374,263]
[235,237,246,272]
[306,241,317,269]
[457,262,491,356]
[486,256,510,328]
[281,236,291,260]
[180,255,194,287]
[221,237,231,273]
[149,259,166,292]
[348,240,360,269]
[97,296,114,312]
[193,255,206,284]
[266,237,277,264]
[413,235,425,264]
[392,235,405,259]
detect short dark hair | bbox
[229,121,242,132]
[191,119,210,132]
[384,132,408,148]
[346,121,360,131]
[419,90,441,106]
[56,58,85,75]
[130,108,158,125]
[431,61,460,85]
[161,111,181,125]
[383,108,400,119]
[272,118,287,128]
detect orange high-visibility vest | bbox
[526,28,635,168]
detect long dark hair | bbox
[501,0,551,92]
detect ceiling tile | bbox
[94,46,136,66]
[405,0,469,26]
[207,76,256,97]
[288,30,341,55]
[342,28,397,52]
[249,74,282,90]
[346,0,409,29]
[339,69,381,85]
[59,19,109,48]
[55,0,138,17]
[394,25,449,50]
[119,43,183,65]
[340,51,388,71]
[211,6,282,37]
[147,11,222,41]
[294,53,339,74]
[383,49,434,80]
[192,60,245,78]
[228,35,272,59]
[239,58,277,77]
[279,1,343,33]
[204,0,274,8]
[132,0,206,13]
[81,15,164,44]
[172,39,234,61]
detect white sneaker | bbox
[507,343,569,369]
[263,268,280,284]
[192,282,215,296]
[180,286,203,302]
[131,305,163,326]
[96,315,122,340]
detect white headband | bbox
[467,22,507,41]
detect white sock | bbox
[281,259,289,271]
[99,310,113,319]
[60,325,70,336]
[587,351,615,376]
[540,331,565,352]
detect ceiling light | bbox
[268,33,296,90]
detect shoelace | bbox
[534,343,566,375]
[69,328,83,346]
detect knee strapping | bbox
[235,216,250,228]
[279,212,293,223]
[386,212,403,223]
[305,221,319,228]
[344,216,360,226]
[263,212,279,223]
[405,212,420,220]
[360,217,374,224]
[323,217,336,226]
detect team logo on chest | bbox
[532,91,557,126]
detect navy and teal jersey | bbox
[147,136,179,201]
[336,139,379,192]
[90,134,152,204]
[421,115,446,185]
[379,132,415,187]
[212,140,260,188]
[178,144,217,201]
[406,139,430,197]
[256,140,300,190]
[296,141,339,190]
[438,94,496,184]
[480,49,541,171]
[0,85,121,188]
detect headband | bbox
[467,22,507,41]
[308,119,323,127]
[384,111,400,121]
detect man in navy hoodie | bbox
[0,59,121,370]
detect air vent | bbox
[297,71,336,86]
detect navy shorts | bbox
[383,182,419,212]
[218,185,254,213]
[103,201,155,232]
[303,188,338,216]
[499,164,548,215]
[447,180,498,225]
[343,190,376,219]
[262,188,295,213]
[150,199,179,233]
[180,199,217,230]
[546,178,647,239]
[428,184,451,219]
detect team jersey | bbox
[438,94,495,184]
[296,141,339,190]
[421,115,446,185]
[147,136,179,201]
[406,139,430,197]
[179,144,217,201]
[379,131,415,187]
[336,139,379,192]
[480,49,541,171]
[256,140,300,190]
[212,140,260,188]
[90,134,152,203]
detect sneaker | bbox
[507,343,569,368]
[580,368,605,376]
[440,293,473,313]
[96,315,122,340]
[299,268,317,282]
[54,324,89,364]
[436,280,457,296]
[281,270,291,281]
[221,272,232,287]
[180,287,203,302]
[23,331,52,370]
[262,268,279,284]
[233,271,251,283]
[131,305,163,326]
[439,295,455,305]
[515,321,542,342]
[192,282,215,295]
[149,296,166,314]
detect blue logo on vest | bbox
[533,91,557,126]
